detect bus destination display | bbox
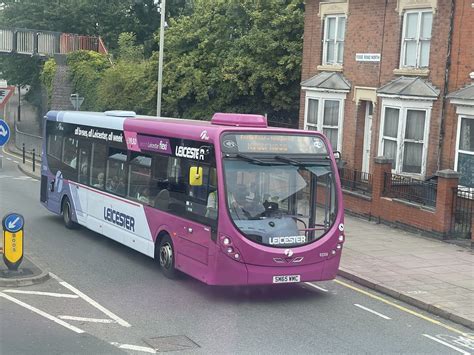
[222,134,328,155]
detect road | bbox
[0,153,473,354]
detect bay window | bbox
[379,99,432,176]
[455,116,474,188]
[304,93,345,152]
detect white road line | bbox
[304,282,328,292]
[13,161,19,164]
[354,304,392,320]
[0,175,13,178]
[3,289,79,298]
[423,334,471,354]
[13,176,31,180]
[110,342,156,354]
[6,157,12,161]
[59,315,115,323]
[0,292,84,334]
[50,273,131,328]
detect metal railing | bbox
[383,172,437,207]
[451,188,473,239]
[338,167,373,195]
[0,28,107,56]
[14,123,43,158]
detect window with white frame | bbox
[379,100,432,175]
[304,94,344,151]
[455,116,474,188]
[323,15,346,65]
[400,10,433,68]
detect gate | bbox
[451,188,473,239]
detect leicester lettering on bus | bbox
[103,207,135,231]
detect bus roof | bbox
[46,110,312,144]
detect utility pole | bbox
[17,85,21,122]
[156,0,166,118]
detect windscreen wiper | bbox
[234,153,267,165]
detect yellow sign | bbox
[4,230,23,264]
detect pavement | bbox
[1,89,473,331]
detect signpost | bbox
[0,119,10,147]
[70,93,84,111]
[2,213,25,270]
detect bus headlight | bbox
[331,250,336,255]
[222,236,231,245]
[226,247,234,254]
[336,244,342,250]
[338,235,344,243]
[234,253,240,259]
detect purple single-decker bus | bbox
[41,110,345,285]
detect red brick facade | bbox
[300,0,474,237]
[299,0,473,176]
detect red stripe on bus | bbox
[67,181,142,207]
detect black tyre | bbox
[62,197,77,229]
[158,235,179,279]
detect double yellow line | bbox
[335,279,473,339]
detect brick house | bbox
[299,0,474,238]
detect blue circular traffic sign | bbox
[0,119,10,147]
[3,213,24,233]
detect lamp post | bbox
[156,0,166,117]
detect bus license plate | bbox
[272,275,300,284]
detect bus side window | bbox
[62,136,78,169]
[151,154,170,210]
[78,142,92,185]
[106,148,128,196]
[47,133,63,161]
[128,153,152,204]
[91,142,107,189]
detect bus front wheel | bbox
[62,197,77,229]
[158,235,179,279]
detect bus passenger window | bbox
[128,153,152,204]
[91,143,107,189]
[47,134,63,160]
[106,148,127,196]
[78,146,91,185]
[62,137,78,168]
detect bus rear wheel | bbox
[158,235,179,279]
[62,197,77,229]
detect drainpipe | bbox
[437,0,455,172]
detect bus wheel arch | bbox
[61,195,77,229]
[155,231,179,279]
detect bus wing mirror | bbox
[189,166,203,186]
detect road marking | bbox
[0,291,84,334]
[6,157,11,161]
[13,160,19,164]
[335,279,473,339]
[59,315,115,323]
[50,273,131,328]
[423,334,471,354]
[354,303,391,320]
[13,176,31,180]
[110,342,156,354]
[305,282,328,292]
[0,175,13,178]
[3,289,79,298]
[1,146,38,165]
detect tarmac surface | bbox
[1,89,473,334]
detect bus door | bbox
[71,140,91,223]
[169,162,214,267]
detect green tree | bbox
[161,0,304,125]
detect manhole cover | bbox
[143,335,199,352]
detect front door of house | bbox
[362,102,373,174]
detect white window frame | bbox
[400,9,433,69]
[454,115,474,188]
[378,98,432,177]
[303,91,346,152]
[322,14,346,65]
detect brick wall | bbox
[440,0,474,170]
[299,0,455,178]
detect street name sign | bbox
[2,213,25,270]
[355,53,381,62]
[0,119,10,146]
